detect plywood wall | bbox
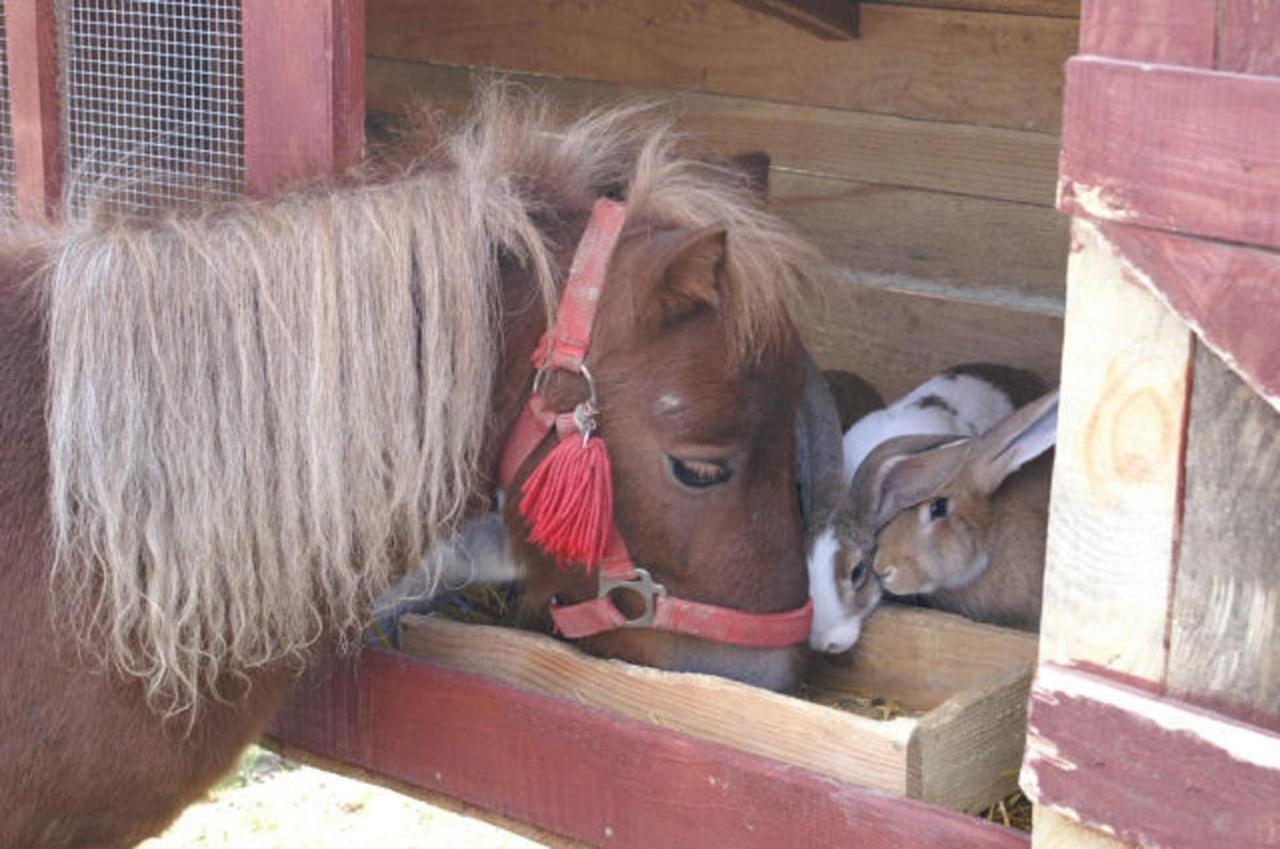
[364,0,1076,397]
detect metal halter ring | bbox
[532,361,599,410]
[599,567,668,628]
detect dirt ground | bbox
[138,747,546,849]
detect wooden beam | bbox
[730,0,859,39]
[1078,0,1217,66]
[271,649,1031,849]
[5,0,61,220]
[242,0,365,195]
[1166,344,1280,731]
[1036,219,1191,683]
[1087,220,1280,413]
[1059,57,1280,250]
[1023,663,1280,849]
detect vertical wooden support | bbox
[242,0,365,195]
[5,0,61,220]
[1078,0,1216,67]
[1035,220,1192,681]
[1217,0,1280,76]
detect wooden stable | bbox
[2,1,1276,847]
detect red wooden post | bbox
[242,0,365,195]
[5,0,61,221]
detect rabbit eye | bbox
[849,561,868,587]
[928,497,949,520]
[669,456,732,489]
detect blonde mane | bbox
[36,84,822,716]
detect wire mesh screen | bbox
[0,6,16,213]
[59,0,244,214]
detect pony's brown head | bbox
[509,217,811,692]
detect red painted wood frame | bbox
[269,648,1028,849]
[1023,664,1280,849]
[242,0,365,195]
[5,0,61,220]
[2,0,365,217]
[1060,2,1280,410]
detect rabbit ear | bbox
[854,434,972,529]
[970,388,1059,495]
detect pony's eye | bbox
[929,497,949,520]
[669,456,732,489]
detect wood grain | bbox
[731,0,859,38]
[808,604,1038,708]
[877,0,1078,15]
[1166,344,1280,732]
[271,649,1032,848]
[366,58,1062,207]
[794,281,1064,403]
[1078,0,1217,66]
[6,0,62,220]
[771,170,1068,304]
[365,0,1077,132]
[1024,662,1280,849]
[398,615,916,797]
[1217,0,1280,76]
[1036,219,1191,681]
[1059,57,1280,250]
[243,0,365,194]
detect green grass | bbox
[138,747,548,849]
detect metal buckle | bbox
[599,567,667,628]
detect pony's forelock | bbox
[38,82,825,718]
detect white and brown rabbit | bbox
[867,388,1058,631]
[808,364,1042,653]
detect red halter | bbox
[499,198,813,648]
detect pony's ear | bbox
[635,224,729,326]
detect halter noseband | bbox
[498,198,813,649]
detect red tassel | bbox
[519,433,614,569]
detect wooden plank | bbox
[808,604,1038,709]
[1059,57,1280,250]
[1023,662,1280,849]
[263,738,593,848]
[1166,344,1280,731]
[794,281,1063,403]
[1088,221,1280,412]
[272,649,1032,849]
[730,0,859,38]
[1217,0,1280,76]
[877,0,1078,15]
[366,59,1062,207]
[365,0,1077,132]
[771,170,1068,305]
[242,0,365,194]
[910,665,1033,813]
[5,0,61,220]
[1036,219,1191,681]
[398,614,917,798]
[1078,0,1216,66]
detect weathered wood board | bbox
[1078,0,1216,67]
[398,605,1037,814]
[1059,57,1280,251]
[6,0,62,220]
[365,0,1077,132]
[1167,344,1280,732]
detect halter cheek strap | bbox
[499,198,813,650]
